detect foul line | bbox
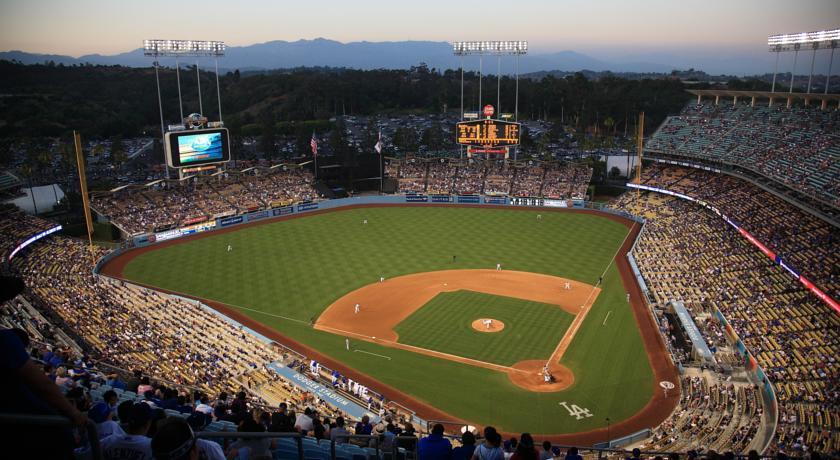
[315,323,530,375]
[602,311,612,326]
[116,279,312,326]
[354,349,392,360]
[549,221,637,363]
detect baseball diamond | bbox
[101,204,679,442]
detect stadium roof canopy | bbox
[687,89,840,103]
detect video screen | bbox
[165,128,231,168]
[178,132,223,164]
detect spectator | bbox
[511,433,538,460]
[89,401,125,439]
[452,431,477,460]
[268,405,294,433]
[294,407,314,435]
[226,417,275,460]
[0,324,86,459]
[473,427,503,460]
[539,441,554,460]
[563,447,583,460]
[418,423,452,460]
[101,402,154,460]
[153,416,224,460]
[330,416,351,444]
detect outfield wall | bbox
[119,195,643,249]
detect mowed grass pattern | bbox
[395,290,574,366]
[121,207,655,434]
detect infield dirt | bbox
[99,204,680,445]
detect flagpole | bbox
[378,129,383,194]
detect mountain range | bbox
[0,38,804,76]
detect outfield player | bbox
[626,293,630,302]
[537,214,542,220]
[363,219,368,225]
[227,244,232,252]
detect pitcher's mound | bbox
[508,360,575,392]
[471,318,505,333]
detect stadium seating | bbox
[613,167,839,455]
[646,102,840,207]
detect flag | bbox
[374,129,383,155]
[310,132,318,157]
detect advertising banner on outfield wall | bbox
[405,195,428,203]
[457,195,480,203]
[297,201,319,212]
[220,216,244,227]
[484,196,507,205]
[430,194,451,203]
[273,206,294,216]
[248,210,270,221]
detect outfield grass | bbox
[121,206,653,434]
[394,290,574,366]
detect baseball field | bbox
[102,205,678,443]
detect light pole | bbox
[143,39,227,179]
[452,41,528,160]
[768,29,840,94]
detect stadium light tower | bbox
[143,39,226,178]
[453,41,527,159]
[767,29,839,94]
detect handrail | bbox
[0,412,101,460]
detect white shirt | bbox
[197,439,225,460]
[295,413,314,432]
[97,420,126,439]
[100,434,153,460]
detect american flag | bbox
[374,129,383,155]
[310,132,318,157]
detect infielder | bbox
[564,281,571,290]
[496,263,502,271]
[380,276,385,283]
[354,303,360,314]
[483,319,492,329]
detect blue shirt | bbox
[418,433,452,460]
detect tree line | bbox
[0,60,692,142]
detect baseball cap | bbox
[88,402,112,424]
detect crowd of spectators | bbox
[613,166,839,455]
[637,372,762,454]
[91,168,317,234]
[388,159,591,198]
[646,101,839,206]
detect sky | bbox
[0,0,838,71]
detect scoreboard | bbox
[456,119,520,147]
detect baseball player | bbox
[496,263,502,271]
[626,293,630,302]
[380,276,385,283]
[362,219,368,225]
[537,214,542,220]
[564,281,571,290]
[354,303,360,314]
[227,244,232,252]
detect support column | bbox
[807,46,817,94]
[789,47,799,94]
[821,99,827,110]
[733,96,738,106]
[751,96,756,107]
[786,97,792,108]
[715,95,720,105]
[771,50,780,93]
[697,94,702,104]
[826,46,835,95]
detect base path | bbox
[315,269,594,342]
[99,204,680,445]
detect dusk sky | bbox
[1,0,838,73]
